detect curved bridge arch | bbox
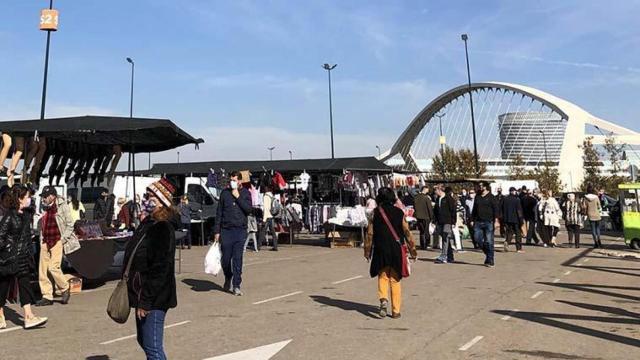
[382,82,640,190]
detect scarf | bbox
[42,203,61,250]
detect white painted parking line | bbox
[501,309,519,321]
[203,339,292,360]
[253,291,304,305]
[332,275,363,285]
[0,326,21,334]
[576,263,583,267]
[531,291,544,299]
[552,278,561,283]
[459,336,483,351]
[564,270,572,276]
[100,320,191,345]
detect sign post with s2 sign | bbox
[40,9,59,31]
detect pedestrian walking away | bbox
[178,195,195,249]
[36,186,79,307]
[214,171,253,296]
[564,193,583,248]
[261,186,281,251]
[0,185,48,329]
[123,177,178,360]
[502,187,524,253]
[364,187,417,319]
[413,186,434,250]
[583,186,603,248]
[521,189,540,245]
[472,181,499,267]
[434,185,457,264]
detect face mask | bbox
[470,194,476,199]
[24,197,32,208]
[230,180,239,190]
[144,199,157,214]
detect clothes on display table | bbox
[306,204,338,234]
[327,206,368,228]
[299,172,310,191]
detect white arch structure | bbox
[381,82,640,189]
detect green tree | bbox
[431,146,486,180]
[431,146,458,180]
[508,154,528,180]
[528,163,563,194]
[580,136,603,191]
[602,133,628,196]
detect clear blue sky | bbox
[2,0,639,163]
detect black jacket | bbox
[521,195,538,221]
[434,194,457,225]
[413,193,434,221]
[0,211,33,277]
[502,194,524,224]
[124,219,177,311]
[213,188,252,234]
[369,205,406,280]
[472,193,499,222]
[94,197,108,221]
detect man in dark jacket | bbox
[93,189,109,222]
[472,181,499,267]
[434,186,456,264]
[521,189,540,245]
[413,186,434,250]
[213,171,252,296]
[502,187,524,252]
[496,188,505,238]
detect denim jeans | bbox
[221,228,246,289]
[525,219,539,243]
[474,221,495,265]
[437,224,454,262]
[136,309,167,360]
[590,220,601,242]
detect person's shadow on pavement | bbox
[182,278,225,292]
[309,295,379,319]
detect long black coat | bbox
[369,205,405,279]
[502,194,524,224]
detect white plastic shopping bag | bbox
[204,241,222,276]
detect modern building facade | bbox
[498,112,566,163]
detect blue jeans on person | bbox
[590,220,601,244]
[221,227,246,289]
[437,224,454,262]
[474,221,495,265]
[136,309,167,360]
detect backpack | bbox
[270,196,282,218]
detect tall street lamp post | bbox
[375,145,381,157]
[461,34,480,176]
[323,63,337,159]
[268,147,275,161]
[435,112,447,154]
[39,0,58,124]
[539,130,549,165]
[126,57,138,213]
[289,150,293,160]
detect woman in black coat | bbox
[0,186,47,329]
[364,187,417,319]
[123,178,177,360]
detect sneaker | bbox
[379,300,388,318]
[233,288,243,296]
[0,314,6,329]
[61,289,71,305]
[516,250,525,253]
[223,278,232,293]
[543,243,548,248]
[391,312,402,319]
[484,263,495,268]
[24,316,48,329]
[503,241,510,252]
[35,298,53,307]
[434,258,447,264]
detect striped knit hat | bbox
[147,177,176,207]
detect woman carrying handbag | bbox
[121,178,178,360]
[364,187,417,319]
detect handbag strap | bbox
[378,207,401,244]
[123,233,146,280]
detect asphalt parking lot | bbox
[1,232,639,360]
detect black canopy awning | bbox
[0,115,203,153]
[146,157,392,176]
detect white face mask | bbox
[230,180,239,190]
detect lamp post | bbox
[435,112,446,154]
[268,147,275,161]
[177,151,180,163]
[539,130,549,165]
[39,0,57,124]
[375,145,381,157]
[461,34,480,176]
[289,150,293,160]
[323,63,337,159]
[126,57,138,219]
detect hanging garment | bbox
[206,169,218,188]
[272,172,286,190]
[299,172,311,191]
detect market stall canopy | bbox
[146,157,392,175]
[0,115,203,152]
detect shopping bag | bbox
[204,241,222,276]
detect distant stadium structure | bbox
[380,82,640,190]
